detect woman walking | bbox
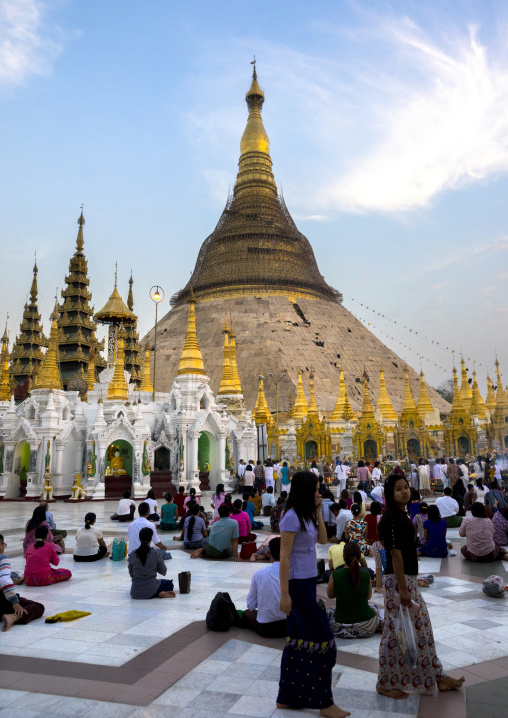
[376,474,464,700]
[277,471,350,718]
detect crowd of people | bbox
[1,453,507,716]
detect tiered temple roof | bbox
[58,212,106,387]
[9,260,47,400]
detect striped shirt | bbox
[128,548,167,599]
[0,553,18,605]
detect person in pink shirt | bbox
[459,502,508,562]
[183,487,201,510]
[230,499,256,544]
[24,525,72,587]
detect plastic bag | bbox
[395,604,418,668]
[482,575,506,598]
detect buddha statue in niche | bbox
[107,444,127,475]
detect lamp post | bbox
[269,370,287,459]
[149,286,165,402]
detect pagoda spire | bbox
[376,367,398,421]
[401,366,417,414]
[459,358,472,409]
[139,343,154,393]
[218,325,236,395]
[331,368,356,421]
[485,374,496,414]
[10,259,47,399]
[308,370,319,420]
[292,370,308,421]
[360,371,375,419]
[107,324,128,401]
[177,291,206,376]
[253,373,272,425]
[123,273,142,387]
[416,370,434,420]
[85,343,96,398]
[228,322,243,394]
[470,369,486,419]
[35,301,63,391]
[0,321,10,401]
[58,210,106,387]
[449,366,463,421]
[495,359,505,406]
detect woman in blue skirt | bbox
[277,471,350,718]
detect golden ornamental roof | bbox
[360,371,375,420]
[107,326,128,401]
[307,371,319,420]
[376,367,398,421]
[140,343,154,393]
[470,370,486,419]
[292,370,308,421]
[416,370,434,419]
[228,323,243,395]
[34,303,63,391]
[95,286,137,325]
[177,294,206,376]
[253,374,272,425]
[400,366,417,418]
[218,331,236,395]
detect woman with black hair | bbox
[326,541,382,639]
[417,505,448,558]
[230,499,256,544]
[376,474,464,700]
[276,471,350,718]
[459,502,508,562]
[73,513,109,562]
[345,504,369,555]
[145,489,160,522]
[128,527,175,599]
[353,491,366,518]
[24,526,72,586]
[183,503,208,550]
[23,505,63,557]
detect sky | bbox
[0,0,507,392]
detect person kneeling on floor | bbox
[128,527,176,599]
[190,504,240,561]
[241,537,287,638]
[0,534,44,631]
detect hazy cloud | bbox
[0,0,61,85]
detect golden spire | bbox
[35,302,63,391]
[449,366,463,420]
[292,369,308,421]
[307,370,319,420]
[218,326,236,395]
[140,343,153,393]
[459,357,472,409]
[76,207,85,252]
[485,374,496,414]
[495,359,505,405]
[0,321,10,401]
[228,323,243,394]
[30,257,38,304]
[416,370,434,420]
[234,63,277,200]
[402,365,417,413]
[127,271,134,311]
[107,324,128,400]
[376,367,398,421]
[331,368,356,421]
[177,291,206,376]
[360,371,375,419]
[470,369,486,419]
[85,343,96,398]
[253,373,272,425]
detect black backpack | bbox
[206,592,241,632]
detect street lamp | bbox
[269,370,287,459]
[149,286,165,402]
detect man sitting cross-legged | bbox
[128,502,171,559]
[0,534,44,631]
[190,504,240,561]
[241,537,287,638]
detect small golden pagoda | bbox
[0,323,11,401]
[107,324,128,401]
[253,374,272,426]
[491,360,508,451]
[307,371,319,421]
[218,321,236,395]
[292,370,308,422]
[296,371,330,460]
[58,211,106,388]
[228,323,243,395]
[376,367,398,422]
[459,358,473,411]
[34,302,63,391]
[85,343,97,398]
[416,370,434,421]
[444,366,477,456]
[139,343,154,393]
[123,273,142,387]
[470,369,486,420]
[355,371,382,459]
[9,260,47,400]
[485,374,497,415]
[177,291,206,376]
[330,368,356,422]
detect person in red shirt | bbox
[174,486,187,514]
[24,526,72,587]
[365,501,382,545]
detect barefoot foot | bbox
[190,548,203,559]
[275,703,291,709]
[159,591,176,598]
[1,614,17,632]
[320,704,351,717]
[417,578,430,588]
[376,687,409,700]
[437,676,465,691]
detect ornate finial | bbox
[114,262,118,289]
[129,270,133,285]
[250,55,257,80]
[78,206,85,227]
[34,251,37,272]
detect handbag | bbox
[206,591,241,631]
[111,537,126,561]
[178,571,191,594]
[240,541,257,560]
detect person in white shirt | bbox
[321,490,336,538]
[128,503,171,557]
[458,461,469,490]
[435,488,462,528]
[262,486,276,511]
[370,484,384,503]
[237,460,246,479]
[341,463,350,489]
[244,464,255,488]
[432,461,441,482]
[241,537,287,638]
[145,490,160,522]
[73,513,109,562]
[111,491,136,522]
[371,461,382,486]
[334,501,353,542]
[439,459,449,489]
[264,460,274,490]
